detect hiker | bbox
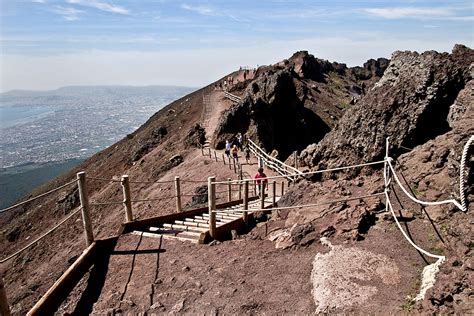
[225,140,231,158]
[236,133,243,150]
[245,144,251,164]
[254,167,268,197]
[231,144,239,162]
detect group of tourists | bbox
[224,133,267,197]
[224,133,250,163]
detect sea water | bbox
[0,105,54,128]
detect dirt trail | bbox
[204,90,230,141]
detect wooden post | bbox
[272,181,276,206]
[293,151,298,168]
[208,177,216,238]
[174,176,182,213]
[208,147,212,157]
[201,146,204,156]
[222,153,226,165]
[214,151,218,162]
[260,183,265,210]
[281,181,285,196]
[227,178,232,202]
[77,172,94,247]
[233,159,237,173]
[0,278,11,316]
[228,156,232,169]
[253,180,257,196]
[121,175,133,222]
[238,167,243,200]
[243,180,249,223]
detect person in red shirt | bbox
[254,167,268,197]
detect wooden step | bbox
[161,223,208,232]
[132,231,198,243]
[199,215,235,222]
[214,211,241,218]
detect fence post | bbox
[281,181,285,196]
[243,180,249,224]
[260,183,265,210]
[201,146,204,156]
[214,151,218,162]
[272,181,276,206]
[121,175,133,222]
[208,147,212,157]
[0,278,11,316]
[222,153,226,165]
[77,172,94,247]
[174,176,182,213]
[253,180,257,196]
[233,158,237,173]
[227,178,232,202]
[228,156,232,169]
[208,176,216,238]
[238,168,242,200]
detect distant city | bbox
[0,85,195,168]
[0,85,195,209]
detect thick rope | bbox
[387,159,463,211]
[0,207,82,263]
[459,135,473,212]
[385,191,445,260]
[0,179,78,213]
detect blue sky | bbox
[1,0,472,91]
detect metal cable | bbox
[213,160,385,185]
[0,207,82,263]
[85,176,122,183]
[219,192,385,213]
[90,201,124,206]
[0,179,78,213]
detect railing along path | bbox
[0,135,472,313]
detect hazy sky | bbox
[1,0,472,92]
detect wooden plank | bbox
[27,238,117,315]
[133,231,198,243]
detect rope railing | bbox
[224,91,241,103]
[212,160,385,185]
[85,176,122,183]
[0,207,82,264]
[218,192,385,213]
[0,179,78,213]
[384,191,444,260]
[459,135,473,212]
[247,139,302,181]
[387,158,463,211]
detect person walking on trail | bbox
[225,140,231,158]
[231,144,239,162]
[244,145,251,164]
[236,133,243,150]
[254,167,268,197]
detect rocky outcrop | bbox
[213,68,331,159]
[213,51,388,160]
[300,45,474,170]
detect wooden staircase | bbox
[132,196,279,243]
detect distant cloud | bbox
[364,7,454,20]
[52,6,83,21]
[66,0,130,15]
[181,4,215,16]
[31,0,46,3]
